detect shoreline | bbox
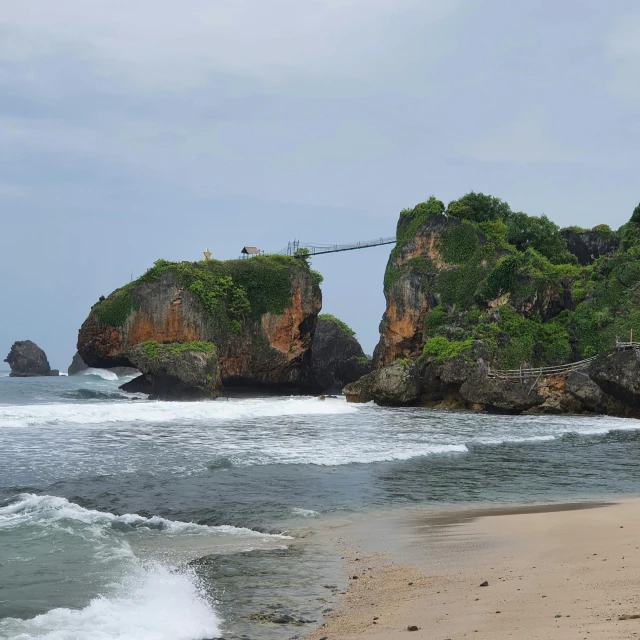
[304,498,640,639]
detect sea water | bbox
[2,371,640,639]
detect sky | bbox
[1,0,639,369]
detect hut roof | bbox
[241,246,260,255]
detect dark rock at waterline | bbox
[68,351,138,377]
[459,364,544,413]
[311,317,371,391]
[248,610,312,625]
[4,340,59,377]
[590,348,640,407]
[119,342,222,400]
[343,360,420,406]
[68,351,88,375]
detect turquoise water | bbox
[2,371,640,639]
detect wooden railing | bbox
[487,338,639,382]
[487,357,597,381]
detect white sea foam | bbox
[0,562,222,640]
[0,396,358,429]
[291,507,320,518]
[0,493,291,540]
[81,368,119,381]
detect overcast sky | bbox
[1,0,639,369]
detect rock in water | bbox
[312,315,371,391]
[119,342,222,400]
[4,340,59,377]
[67,351,88,375]
[76,256,322,395]
[343,360,420,406]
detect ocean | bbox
[2,370,640,639]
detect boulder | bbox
[119,342,222,400]
[311,316,371,391]
[343,360,420,406]
[4,341,59,377]
[589,349,640,408]
[459,365,544,413]
[564,370,606,411]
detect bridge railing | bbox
[297,237,396,256]
[487,356,597,381]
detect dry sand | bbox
[304,499,640,639]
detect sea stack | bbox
[5,340,59,377]
[76,255,324,397]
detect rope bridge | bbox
[487,339,640,382]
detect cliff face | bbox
[77,256,323,392]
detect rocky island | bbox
[4,340,59,377]
[75,254,368,399]
[345,194,640,416]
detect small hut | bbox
[241,246,260,259]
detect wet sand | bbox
[305,499,640,639]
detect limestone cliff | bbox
[355,194,640,415]
[374,195,631,371]
[77,256,323,393]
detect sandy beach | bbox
[305,500,640,639]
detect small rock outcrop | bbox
[561,227,619,266]
[68,351,88,375]
[4,341,59,377]
[589,349,640,408]
[312,315,371,391]
[119,342,222,400]
[343,360,420,406]
[459,366,544,413]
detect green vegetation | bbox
[424,305,447,334]
[423,336,474,362]
[437,222,479,265]
[384,198,445,289]
[93,284,139,327]
[93,255,321,337]
[141,341,215,359]
[319,313,356,338]
[388,192,640,367]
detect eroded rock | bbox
[119,342,221,400]
[344,360,420,406]
[312,316,371,391]
[4,341,59,377]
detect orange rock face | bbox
[77,266,322,390]
[373,218,450,368]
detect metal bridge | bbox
[275,237,396,257]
